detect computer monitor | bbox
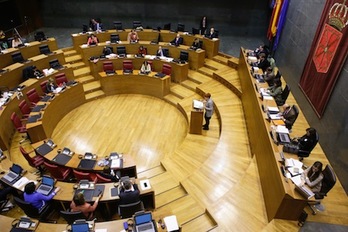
[110,34,120,44]
[116,46,127,56]
[179,51,189,62]
[11,52,24,63]
[133,21,142,29]
[162,48,169,57]
[39,44,52,55]
[177,23,185,32]
[113,21,123,30]
[82,24,88,33]
[163,23,171,30]
[192,27,200,35]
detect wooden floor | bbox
[4,51,348,231]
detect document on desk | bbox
[276,125,289,134]
[164,215,179,232]
[290,175,302,186]
[267,106,280,113]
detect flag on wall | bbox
[299,0,348,117]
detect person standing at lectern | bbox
[203,93,214,130]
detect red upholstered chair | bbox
[19,100,31,119]
[103,61,115,74]
[73,169,97,182]
[43,161,72,181]
[19,146,44,175]
[123,60,133,74]
[162,64,172,75]
[40,80,49,94]
[11,112,27,133]
[96,173,112,183]
[26,88,41,106]
[55,73,68,86]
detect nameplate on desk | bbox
[140,179,151,190]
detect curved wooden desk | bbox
[0,50,65,89]
[0,67,73,151]
[91,55,188,83]
[72,29,219,58]
[238,47,308,221]
[99,70,170,98]
[26,84,86,143]
[0,38,58,70]
[80,41,204,70]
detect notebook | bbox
[134,212,156,232]
[36,176,55,195]
[1,164,23,184]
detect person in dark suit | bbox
[294,128,318,152]
[205,27,218,39]
[190,38,202,50]
[99,165,120,182]
[170,33,183,46]
[200,16,208,35]
[281,104,297,130]
[257,53,270,72]
[156,46,165,57]
[119,179,140,205]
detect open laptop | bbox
[134,211,156,232]
[71,221,89,232]
[1,164,23,184]
[36,176,55,195]
[276,132,291,144]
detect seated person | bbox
[119,179,140,205]
[128,29,139,43]
[137,45,147,57]
[99,165,120,182]
[23,182,60,209]
[140,61,151,74]
[70,192,101,220]
[12,34,23,48]
[257,53,270,72]
[0,30,8,50]
[190,38,202,50]
[292,127,318,153]
[280,104,297,130]
[90,18,103,31]
[254,45,270,58]
[87,34,99,46]
[301,161,323,193]
[264,67,275,86]
[46,78,57,93]
[156,46,165,57]
[205,27,218,39]
[0,182,18,201]
[102,46,113,56]
[267,79,283,106]
[170,33,183,46]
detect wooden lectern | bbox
[190,110,203,134]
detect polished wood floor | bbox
[4,52,348,231]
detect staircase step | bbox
[198,66,214,77]
[188,70,212,84]
[170,84,195,99]
[181,211,218,232]
[153,195,205,225]
[212,55,229,65]
[65,54,82,63]
[73,67,91,77]
[137,165,166,179]
[155,185,187,208]
[69,62,86,69]
[163,94,182,106]
[149,172,179,195]
[181,79,198,92]
[76,75,95,84]
[83,81,101,92]
[85,90,105,101]
[61,46,74,52]
[204,59,225,70]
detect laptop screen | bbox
[72,223,89,232]
[42,176,54,186]
[135,212,152,225]
[11,164,22,174]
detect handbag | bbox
[283,143,299,154]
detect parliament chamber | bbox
[1,27,347,232]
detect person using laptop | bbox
[24,182,60,209]
[119,179,140,205]
[301,161,323,193]
[292,127,318,153]
[70,192,101,220]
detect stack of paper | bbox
[164,215,179,232]
[285,158,303,176]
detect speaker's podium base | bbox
[190,110,203,134]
